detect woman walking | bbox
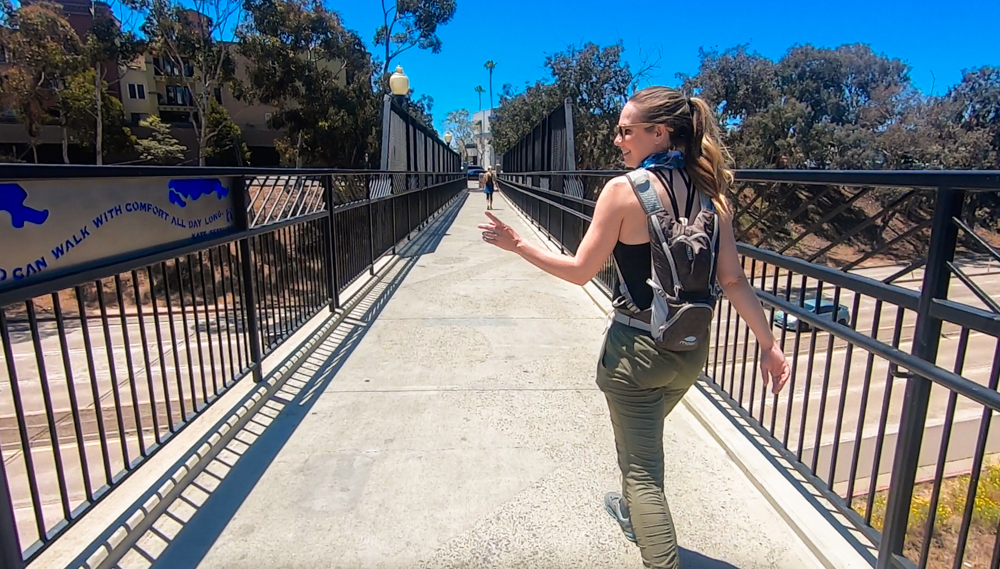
[483,166,496,210]
[478,86,790,569]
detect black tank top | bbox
[613,241,652,310]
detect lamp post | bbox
[444,132,453,147]
[389,65,409,106]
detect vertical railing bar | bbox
[173,259,200,414]
[205,250,231,389]
[75,284,114,482]
[144,266,174,434]
[130,270,161,445]
[865,307,906,523]
[159,261,187,421]
[0,308,49,542]
[225,245,248,373]
[950,344,1000,569]
[770,266,791,435]
[112,274,146,460]
[845,298,884,508]
[827,291,864,486]
[796,280,824,462]
[253,234,272,354]
[917,327,969,569]
[195,251,220,397]
[95,279,131,467]
[25,300,73,520]
[783,273,808,448]
[51,293,94,502]
[274,228,293,340]
[810,284,842,475]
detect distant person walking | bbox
[478,86,791,569]
[483,166,496,210]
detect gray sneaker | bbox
[604,492,637,543]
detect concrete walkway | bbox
[111,188,841,569]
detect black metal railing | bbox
[499,169,1000,569]
[0,166,465,568]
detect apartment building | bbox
[1,2,344,165]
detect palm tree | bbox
[484,60,497,109]
[475,85,485,111]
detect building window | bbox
[131,113,143,126]
[128,84,136,99]
[128,84,146,100]
[138,84,145,99]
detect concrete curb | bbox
[496,188,877,569]
[52,192,468,569]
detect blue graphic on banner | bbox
[0,184,50,229]
[168,178,229,208]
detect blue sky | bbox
[330,0,998,136]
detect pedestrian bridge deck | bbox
[37,187,873,569]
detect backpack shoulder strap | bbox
[624,169,666,216]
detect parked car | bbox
[466,166,484,180]
[774,298,851,331]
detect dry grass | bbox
[854,461,1000,568]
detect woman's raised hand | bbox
[478,211,521,252]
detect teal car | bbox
[774,298,851,331]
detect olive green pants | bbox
[596,321,709,569]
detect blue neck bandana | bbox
[639,150,685,171]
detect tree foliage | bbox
[142,0,241,165]
[136,114,186,163]
[59,69,138,156]
[443,108,472,160]
[205,98,249,165]
[238,0,379,167]
[492,42,633,170]
[374,0,456,79]
[0,2,83,162]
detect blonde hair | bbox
[628,86,734,217]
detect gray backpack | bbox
[612,168,720,352]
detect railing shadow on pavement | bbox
[59,192,467,569]
[679,548,744,569]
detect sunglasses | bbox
[612,122,671,141]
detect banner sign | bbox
[0,176,238,291]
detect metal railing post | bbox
[368,186,377,276]
[323,175,340,312]
[233,176,263,382]
[0,455,24,569]
[877,186,965,569]
[391,177,398,254]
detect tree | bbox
[142,0,243,165]
[205,98,249,165]
[2,2,84,163]
[484,59,496,109]
[492,42,633,170]
[374,0,456,81]
[59,69,138,159]
[136,115,186,163]
[237,0,379,167]
[474,84,484,111]
[82,1,146,164]
[443,108,472,161]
